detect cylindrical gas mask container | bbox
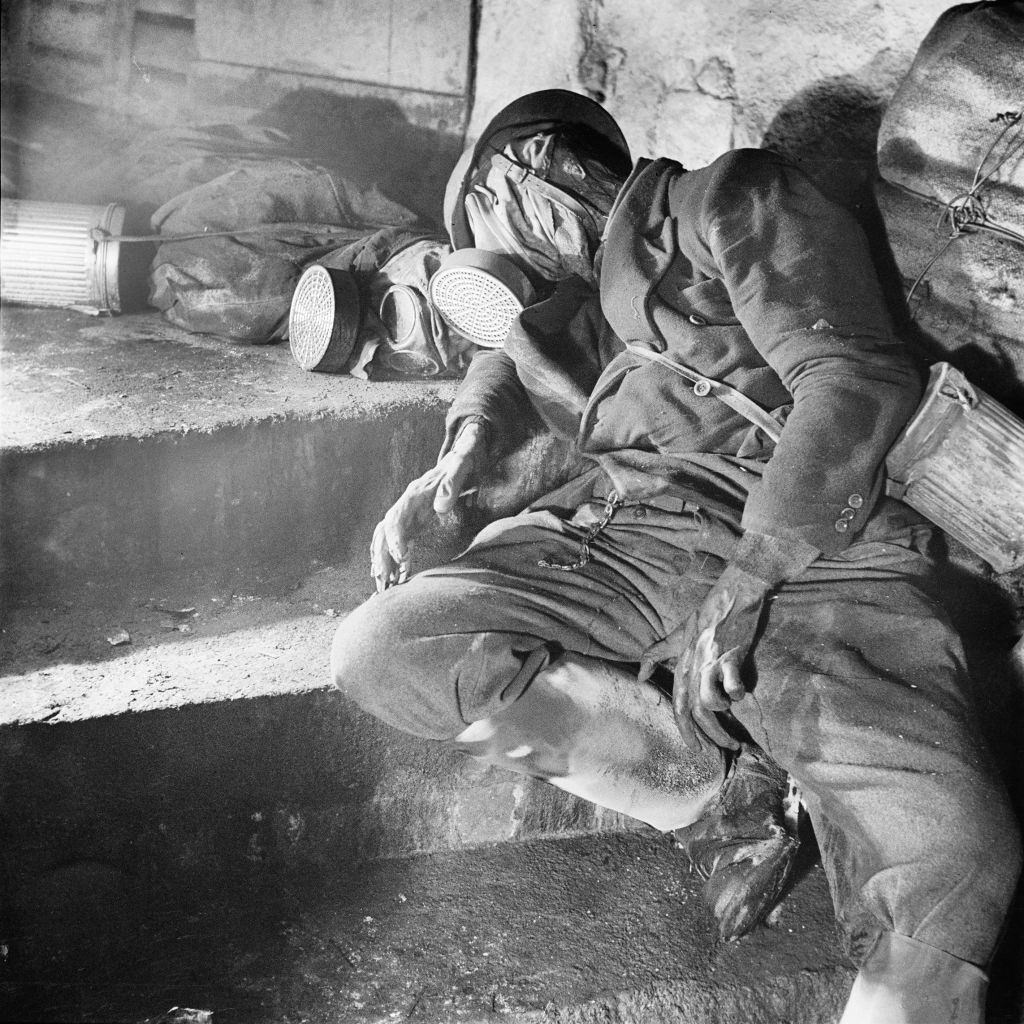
[886,362,1024,573]
[0,199,125,312]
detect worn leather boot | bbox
[839,930,987,1024]
[672,743,800,940]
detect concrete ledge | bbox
[0,308,459,610]
[0,549,634,885]
[0,308,459,450]
[1,307,581,611]
[0,304,610,875]
[0,587,346,728]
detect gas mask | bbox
[346,238,476,379]
[376,282,447,376]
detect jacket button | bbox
[834,519,850,533]
[840,507,856,520]
[688,313,707,326]
[633,506,647,520]
[848,493,864,508]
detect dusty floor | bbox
[4,825,1024,1024]
[4,830,855,1024]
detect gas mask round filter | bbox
[428,248,536,349]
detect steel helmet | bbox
[443,89,632,250]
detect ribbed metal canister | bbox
[886,362,1024,573]
[0,199,125,312]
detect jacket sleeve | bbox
[441,348,530,457]
[444,275,610,456]
[679,150,922,576]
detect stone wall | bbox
[471,0,956,164]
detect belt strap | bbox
[625,344,783,443]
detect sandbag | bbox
[151,160,418,234]
[874,2,1024,398]
[148,161,420,343]
[151,223,365,343]
[877,1,1024,239]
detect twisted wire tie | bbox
[907,111,1024,310]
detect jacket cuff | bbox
[729,530,820,587]
[440,414,490,459]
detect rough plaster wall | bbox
[2,0,472,128]
[471,0,955,166]
[194,0,467,94]
[1,0,472,220]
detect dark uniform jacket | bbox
[446,149,922,586]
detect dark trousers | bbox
[332,493,1021,966]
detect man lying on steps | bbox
[331,90,1021,1023]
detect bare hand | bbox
[371,421,485,592]
[639,566,771,751]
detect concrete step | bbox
[0,558,633,861]
[0,306,629,935]
[0,307,456,611]
[0,561,365,727]
[0,301,613,866]
[2,829,858,1024]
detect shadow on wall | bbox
[761,74,910,337]
[762,73,886,201]
[249,89,464,228]
[6,86,463,229]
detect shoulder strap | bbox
[625,344,782,443]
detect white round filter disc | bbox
[289,265,337,369]
[429,250,534,348]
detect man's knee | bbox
[330,593,398,717]
[329,584,478,740]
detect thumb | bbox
[433,455,472,514]
[380,508,410,565]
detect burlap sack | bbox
[877,1,1023,238]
